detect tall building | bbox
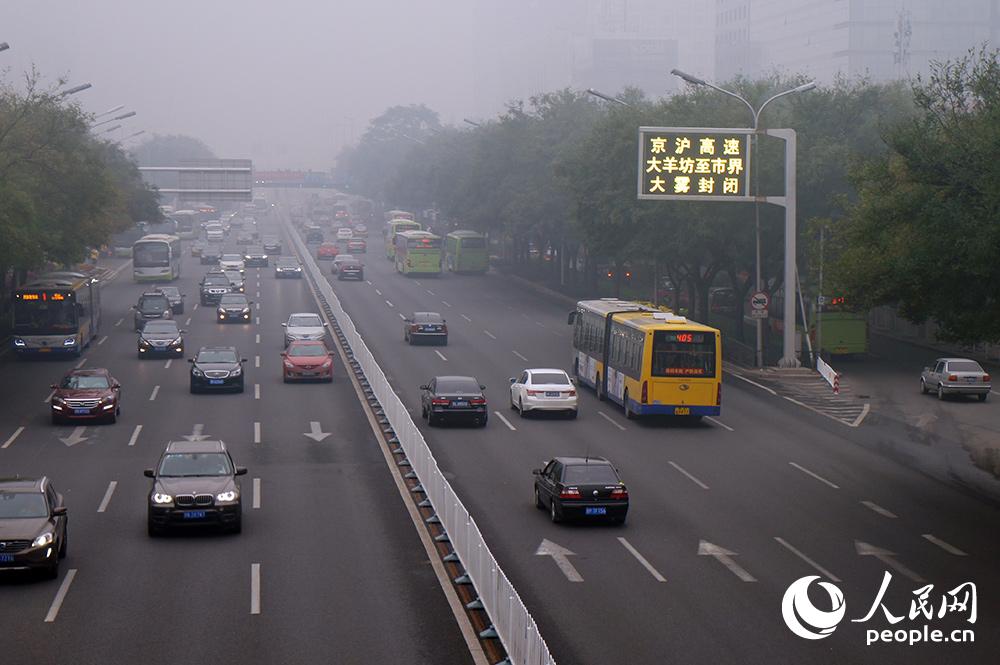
[715,0,1000,84]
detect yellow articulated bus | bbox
[384,219,421,260]
[568,299,722,419]
[395,230,442,275]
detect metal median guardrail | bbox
[288,222,556,665]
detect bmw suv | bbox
[0,476,68,578]
[132,291,173,331]
[200,273,231,306]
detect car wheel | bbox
[534,487,544,509]
[421,405,428,419]
[479,415,488,427]
[550,501,561,523]
[51,413,61,425]
[979,393,988,402]
[441,336,448,346]
[231,517,243,534]
[937,384,944,400]
[920,379,928,394]
[596,375,605,401]
[427,413,437,427]
[45,561,59,580]
[509,393,517,411]
[107,411,117,424]
[147,522,161,538]
[567,409,578,420]
[518,398,526,418]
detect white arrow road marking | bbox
[252,478,261,509]
[303,421,332,442]
[668,461,709,490]
[44,568,78,622]
[774,537,840,582]
[789,462,840,489]
[922,534,967,556]
[698,540,756,582]
[535,539,583,582]
[618,538,666,582]
[250,563,261,615]
[183,424,209,441]
[493,411,516,431]
[855,541,925,583]
[2,426,25,450]
[60,427,89,447]
[861,501,898,519]
[434,350,448,361]
[97,481,117,513]
[597,410,627,431]
[127,425,142,447]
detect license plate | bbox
[452,401,469,408]
[674,407,690,415]
[300,372,316,377]
[183,511,206,519]
[209,379,224,385]
[39,347,51,353]
[585,507,607,516]
[74,408,90,415]
[0,554,13,562]
[966,377,977,383]
[545,391,560,397]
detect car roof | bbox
[527,368,568,375]
[164,440,227,454]
[434,375,479,382]
[197,346,237,352]
[288,339,327,347]
[288,312,321,318]
[0,476,45,491]
[65,368,111,377]
[552,456,612,466]
[939,357,979,363]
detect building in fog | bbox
[715,0,1000,84]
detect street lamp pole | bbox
[462,118,482,128]
[0,42,10,53]
[671,69,814,367]
[56,83,92,99]
[586,88,631,107]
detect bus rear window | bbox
[459,237,486,248]
[651,331,716,377]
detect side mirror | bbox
[187,358,195,363]
[235,466,248,476]
[181,294,187,298]
[52,506,67,517]
[248,301,255,305]
[419,384,430,391]
[281,323,287,327]
[567,311,576,325]
[50,384,58,390]
[923,366,930,372]
[322,322,329,327]
[240,358,248,363]
[179,329,187,334]
[143,469,155,478]
[531,468,542,476]
[480,385,487,390]
[509,377,516,384]
[280,352,287,357]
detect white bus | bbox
[170,210,199,239]
[133,234,182,282]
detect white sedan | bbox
[509,368,578,418]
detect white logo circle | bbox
[781,575,846,640]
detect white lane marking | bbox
[114,318,123,327]
[483,330,497,339]
[698,541,756,582]
[521,313,530,319]
[250,563,261,615]
[668,461,709,490]
[535,539,583,582]
[2,426,26,450]
[494,411,517,431]
[149,385,160,401]
[774,537,841,582]
[164,359,172,369]
[851,403,871,427]
[185,317,192,326]
[535,321,545,327]
[256,316,260,325]
[861,500,898,519]
[434,350,448,361]
[704,416,734,431]
[43,390,55,404]
[256,291,260,298]
[442,300,452,307]
[460,314,472,322]
[618,538,667,582]
[97,335,108,346]
[254,384,260,400]
[597,410,627,431]
[789,462,840,489]
[253,422,261,444]
[253,478,261,509]
[75,358,87,369]
[255,333,261,344]
[304,422,332,442]
[193,303,199,311]
[127,425,142,447]
[398,313,406,320]
[855,541,925,583]
[922,534,967,556]
[44,568,78,622]
[365,280,372,285]
[97,481,118,513]
[426,289,436,296]
[255,355,260,368]
[726,371,777,395]
[375,288,382,296]
[385,300,394,308]
[512,350,528,362]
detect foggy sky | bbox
[4,1,711,170]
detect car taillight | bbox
[717,383,722,405]
[470,397,486,405]
[410,324,420,332]
[566,389,576,396]
[948,374,958,382]
[641,380,648,404]
[610,487,628,500]
[559,487,581,499]
[984,374,991,382]
[431,398,449,405]
[527,390,542,396]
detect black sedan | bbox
[533,456,629,525]
[146,439,246,535]
[201,245,222,265]
[189,346,246,393]
[419,376,487,427]
[138,319,185,358]
[274,257,302,278]
[262,235,282,254]
[243,246,269,267]
[216,294,253,324]
[404,312,447,345]
[0,476,68,578]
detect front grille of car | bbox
[204,370,230,379]
[175,494,215,507]
[65,398,101,408]
[0,540,31,553]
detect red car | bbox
[281,340,334,382]
[316,242,339,260]
[347,238,367,254]
[50,368,121,424]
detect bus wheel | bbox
[623,393,636,420]
[596,375,605,401]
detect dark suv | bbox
[0,476,68,578]
[199,273,231,306]
[145,440,246,535]
[132,291,173,331]
[189,346,246,393]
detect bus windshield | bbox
[134,243,170,267]
[651,331,716,377]
[13,298,77,335]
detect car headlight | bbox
[261,255,267,259]
[192,367,204,377]
[152,493,173,505]
[33,532,54,547]
[283,360,295,369]
[171,337,183,346]
[63,337,77,346]
[139,338,151,347]
[242,307,250,314]
[231,366,242,376]
[216,490,238,503]
[13,338,26,347]
[101,395,115,403]
[244,255,251,260]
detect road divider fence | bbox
[817,355,840,394]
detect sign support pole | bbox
[764,128,798,367]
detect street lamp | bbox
[95,104,125,118]
[92,110,136,128]
[100,124,121,134]
[671,69,815,368]
[56,83,92,99]
[0,42,10,53]
[586,88,631,107]
[462,118,482,128]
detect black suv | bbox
[132,291,173,331]
[216,294,253,323]
[189,346,246,393]
[0,476,68,578]
[145,440,246,535]
[200,273,231,306]
[201,245,222,265]
[243,246,269,267]
[305,225,324,242]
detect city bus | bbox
[170,210,199,239]
[133,234,182,282]
[445,230,488,274]
[384,219,421,260]
[810,296,868,356]
[384,209,414,223]
[568,299,722,419]
[395,230,442,276]
[12,270,104,357]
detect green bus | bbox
[445,230,488,274]
[385,219,421,260]
[810,296,868,356]
[395,230,442,276]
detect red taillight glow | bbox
[567,389,576,396]
[410,324,420,332]
[610,487,629,500]
[641,380,648,404]
[431,398,449,405]
[559,487,581,499]
[948,375,958,382]
[984,374,991,382]
[527,390,542,396]
[470,397,486,405]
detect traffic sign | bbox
[750,291,769,310]
[750,308,768,319]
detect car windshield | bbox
[61,375,110,389]
[436,378,480,393]
[948,361,983,372]
[248,247,264,254]
[139,296,169,311]
[414,313,443,323]
[158,452,233,477]
[197,350,238,363]
[289,315,322,327]
[203,275,229,285]
[531,372,569,385]
[278,259,298,266]
[0,492,49,518]
[562,464,619,485]
[289,344,327,357]
[221,254,242,261]
[158,287,180,297]
[220,295,247,305]
[143,321,179,335]
[336,255,354,262]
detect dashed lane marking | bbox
[250,563,261,615]
[426,289,436,296]
[774,537,841,582]
[254,384,261,400]
[149,385,160,401]
[254,422,261,444]
[255,334,260,344]
[398,313,406,320]
[375,289,382,296]
[44,568,78,623]
[434,350,448,362]
[922,534,967,556]
[185,317,192,326]
[127,425,142,447]
[861,501,898,519]
[512,350,528,362]
[483,330,497,340]
[385,300,394,308]
[2,426,25,450]
[115,318,123,327]
[597,410,627,431]
[789,462,840,490]
[75,358,87,369]
[255,355,260,368]
[97,481,117,513]
[253,478,261,509]
[442,300,452,307]
[494,411,517,431]
[704,416,734,431]
[618,538,667,582]
[97,335,108,346]
[164,359,172,369]
[668,461,709,490]
[460,314,472,322]
[193,303,199,311]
